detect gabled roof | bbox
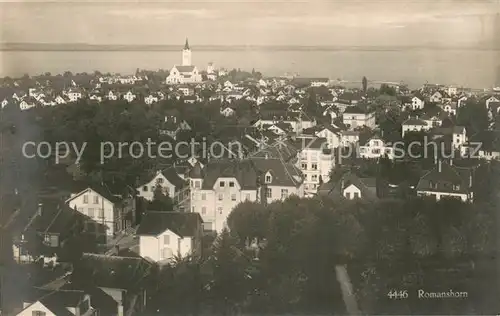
[66,184,121,205]
[72,253,153,290]
[136,211,202,237]
[416,162,472,194]
[403,118,427,126]
[161,167,188,189]
[25,199,82,235]
[318,172,379,200]
[174,65,196,73]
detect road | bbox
[335,264,361,316]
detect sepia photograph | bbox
[0,0,499,315]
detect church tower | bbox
[182,38,192,66]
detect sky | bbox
[1,0,499,46]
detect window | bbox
[202,207,207,214]
[453,184,460,191]
[218,207,223,214]
[218,193,223,201]
[195,181,200,189]
[245,193,251,200]
[281,189,288,199]
[151,186,155,192]
[354,192,359,199]
[231,194,236,201]
[143,186,148,192]
[345,192,351,199]
[83,195,88,204]
[99,209,104,218]
[163,235,170,245]
[372,149,381,154]
[157,178,164,184]
[311,163,318,170]
[202,193,206,200]
[32,311,46,316]
[266,188,272,199]
[229,181,235,187]
[44,234,50,243]
[93,195,99,204]
[192,206,195,212]
[265,175,272,183]
[312,175,318,182]
[203,222,213,231]
[220,181,225,187]
[301,163,307,169]
[88,208,95,217]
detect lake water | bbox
[1,49,499,89]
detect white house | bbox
[430,91,444,103]
[486,95,500,108]
[19,100,36,111]
[452,126,467,150]
[402,117,430,137]
[411,96,425,110]
[16,289,97,316]
[123,91,137,103]
[359,135,395,159]
[310,78,329,87]
[66,186,134,241]
[136,211,202,264]
[443,102,458,116]
[342,107,376,130]
[65,88,83,102]
[315,125,341,149]
[137,168,188,204]
[144,94,159,105]
[107,90,119,101]
[296,137,334,195]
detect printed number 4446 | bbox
[387,290,408,299]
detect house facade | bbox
[342,108,376,130]
[188,157,304,233]
[416,161,474,202]
[136,212,202,263]
[296,137,334,195]
[66,186,135,241]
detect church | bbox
[166,38,203,84]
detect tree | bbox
[227,201,269,245]
[362,76,368,93]
[207,229,249,315]
[150,184,175,211]
[379,84,396,96]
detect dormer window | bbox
[220,181,225,187]
[229,181,235,187]
[265,173,272,184]
[453,184,460,191]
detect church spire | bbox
[184,38,190,50]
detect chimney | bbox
[438,160,442,173]
[37,203,43,216]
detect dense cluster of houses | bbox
[3,45,500,315]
